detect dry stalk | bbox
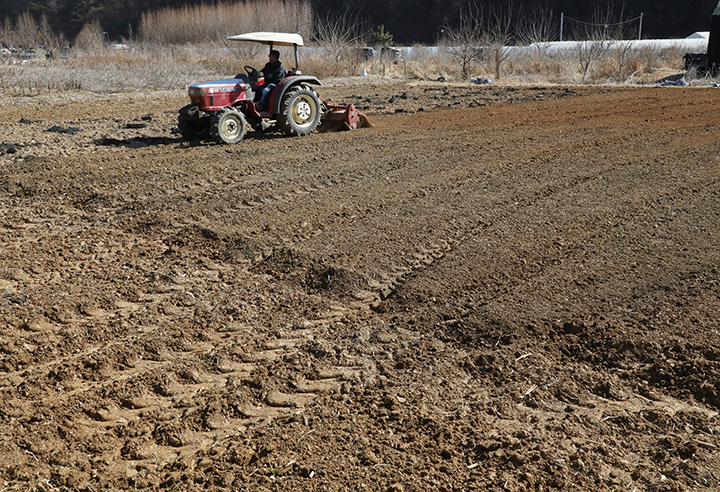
[520,384,538,400]
[298,429,316,440]
[692,438,717,449]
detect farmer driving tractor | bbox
[258,49,286,110]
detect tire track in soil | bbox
[366,111,720,325]
[1,299,367,467]
[236,98,720,317]
[195,142,538,310]
[1,216,370,470]
[218,128,550,308]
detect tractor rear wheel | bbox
[178,116,211,140]
[277,85,322,137]
[212,108,247,144]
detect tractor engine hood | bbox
[187,78,252,112]
[188,78,246,96]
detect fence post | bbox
[560,12,563,42]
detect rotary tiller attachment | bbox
[319,101,373,132]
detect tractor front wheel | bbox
[277,86,322,137]
[178,116,211,140]
[212,108,247,144]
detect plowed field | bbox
[1,81,720,491]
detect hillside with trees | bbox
[0,0,718,47]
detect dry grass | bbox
[0,42,698,97]
[0,34,706,97]
[0,50,225,95]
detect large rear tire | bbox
[212,108,247,144]
[178,116,211,140]
[277,85,322,137]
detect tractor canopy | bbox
[227,32,304,69]
[226,32,304,47]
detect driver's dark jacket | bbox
[261,61,287,84]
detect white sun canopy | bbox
[226,32,304,47]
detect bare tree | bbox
[572,7,625,83]
[314,10,370,76]
[74,20,106,54]
[484,2,514,80]
[38,14,66,56]
[1,17,12,50]
[284,0,314,42]
[440,2,484,80]
[613,40,636,82]
[14,11,40,50]
[516,7,559,56]
[576,40,605,83]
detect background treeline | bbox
[0,0,718,48]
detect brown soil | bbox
[1,81,720,492]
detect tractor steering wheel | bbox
[244,66,258,84]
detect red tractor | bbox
[178,32,370,144]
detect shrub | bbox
[74,21,106,54]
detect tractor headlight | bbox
[188,86,205,96]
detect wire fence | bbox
[560,13,646,42]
